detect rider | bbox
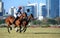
[13,6,22,24]
[16,6,22,17]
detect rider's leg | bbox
[13,16,19,24]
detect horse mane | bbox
[24,12,27,17]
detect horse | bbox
[5,12,25,33]
[19,13,34,33]
[5,16,15,33]
[14,13,27,33]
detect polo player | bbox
[13,6,22,24]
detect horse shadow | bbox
[23,32,60,34]
[34,32,60,34]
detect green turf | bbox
[0,27,60,38]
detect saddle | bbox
[13,16,19,24]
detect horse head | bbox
[28,14,34,21]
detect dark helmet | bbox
[19,6,22,9]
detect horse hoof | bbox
[19,32,21,33]
[19,31,22,33]
[16,30,19,32]
[10,28,12,30]
[8,31,10,33]
[23,31,25,33]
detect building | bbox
[9,7,17,17]
[46,0,59,18]
[0,0,4,16]
[42,5,47,17]
[3,9,5,16]
[59,0,60,17]
[27,3,38,19]
[38,3,47,20]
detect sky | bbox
[2,0,46,12]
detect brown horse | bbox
[5,13,25,33]
[5,16,15,33]
[5,12,27,33]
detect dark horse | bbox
[5,12,34,33]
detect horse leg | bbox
[14,26,18,32]
[15,26,22,33]
[24,27,27,33]
[16,27,19,32]
[23,25,27,33]
[19,26,22,33]
[7,25,12,33]
[10,26,12,30]
[7,26,10,33]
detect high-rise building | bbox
[46,0,59,18]
[39,3,47,17]
[0,0,4,16]
[9,7,17,17]
[38,3,47,20]
[42,5,47,17]
[59,0,60,17]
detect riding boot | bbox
[13,16,19,24]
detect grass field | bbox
[0,27,60,38]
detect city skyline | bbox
[2,0,46,12]
[0,0,60,19]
